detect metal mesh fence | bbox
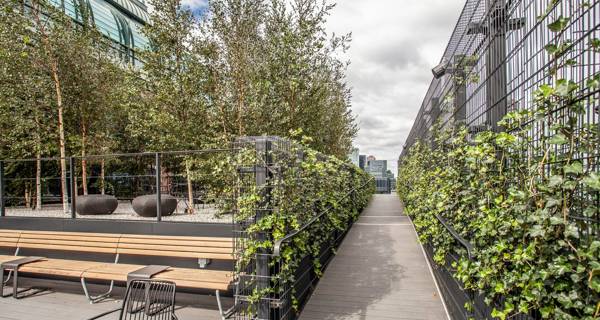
[402,0,599,153]
[0,148,242,223]
[401,0,600,318]
[231,137,370,320]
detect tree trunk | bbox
[35,152,42,210]
[55,71,69,213]
[32,1,69,213]
[35,110,42,211]
[186,160,194,214]
[81,122,88,195]
[24,184,31,209]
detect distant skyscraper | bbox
[359,155,366,170]
[366,160,387,177]
[348,148,359,167]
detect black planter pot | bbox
[76,194,118,215]
[132,194,177,217]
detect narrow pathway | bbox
[299,194,448,320]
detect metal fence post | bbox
[156,153,162,222]
[69,157,76,218]
[255,137,272,319]
[0,161,4,217]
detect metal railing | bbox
[273,176,375,257]
[0,148,242,224]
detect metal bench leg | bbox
[2,268,45,299]
[81,277,115,304]
[216,290,236,320]
[81,254,120,304]
[0,267,6,297]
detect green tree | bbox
[131,0,212,212]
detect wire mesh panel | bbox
[403,0,600,152]
[231,137,373,320]
[0,149,239,223]
[401,0,600,318]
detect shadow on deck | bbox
[0,277,228,320]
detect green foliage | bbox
[398,6,600,319]
[234,132,374,314]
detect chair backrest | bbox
[120,280,177,320]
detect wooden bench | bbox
[0,229,236,317]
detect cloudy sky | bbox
[179,0,465,174]
[325,0,465,174]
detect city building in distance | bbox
[359,155,366,170]
[360,155,394,194]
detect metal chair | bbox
[88,280,178,320]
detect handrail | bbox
[434,213,474,260]
[273,177,375,257]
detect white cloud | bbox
[326,0,464,174]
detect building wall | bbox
[366,160,387,177]
[48,0,149,65]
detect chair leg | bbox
[81,277,114,304]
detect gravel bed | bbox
[5,201,233,224]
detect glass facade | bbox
[48,0,149,65]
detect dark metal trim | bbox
[155,153,162,222]
[273,177,375,257]
[0,161,4,217]
[434,213,474,259]
[0,216,234,237]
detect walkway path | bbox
[299,194,448,320]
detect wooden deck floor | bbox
[299,194,449,320]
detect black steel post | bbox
[156,153,162,222]
[0,161,4,217]
[485,0,508,132]
[69,157,76,218]
[255,138,272,320]
[453,56,467,124]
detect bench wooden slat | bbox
[117,243,232,254]
[16,243,118,254]
[18,234,121,243]
[17,239,119,248]
[17,259,106,278]
[118,238,233,248]
[0,230,22,248]
[0,241,19,248]
[116,248,233,260]
[19,231,121,238]
[120,234,232,242]
[15,258,233,291]
[0,255,20,264]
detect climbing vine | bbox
[233,132,374,316]
[398,7,600,320]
